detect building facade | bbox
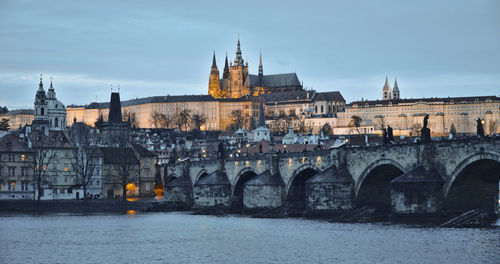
[0,134,34,200]
[336,78,500,136]
[0,109,34,130]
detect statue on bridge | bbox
[387,125,394,143]
[218,141,225,158]
[382,126,394,145]
[476,118,484,138]
[420,114,431,142]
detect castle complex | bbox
[208,38,303,98]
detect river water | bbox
[1,212,498,264]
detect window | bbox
[321,105,324,113]
[64,167,69,172]
[96,180,100,186]
[315,106,318,113]
[9,167,15,176]
[21,154,25,162]
[41,107,45,115]
[9,181,15,191]
[145,158,150,166]
[55,117,59,127]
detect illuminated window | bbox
[64,167,69,172]
[21,154,25,161]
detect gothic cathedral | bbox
[209,38,303,99]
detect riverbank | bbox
[0,199,156,214]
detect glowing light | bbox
[126,197,138,202]
[126,210,136,215]
[126,183,137,192]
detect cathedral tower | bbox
[208,52,222,98]
[392,78,400,100]
[382,76,392,100]
[227,37,250,98]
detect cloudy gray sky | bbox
[1,0,499,109]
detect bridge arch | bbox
[286,164,321,194]
[445,152,500,196]
[444,152,500,214]
[286,164,320,216]
[195,169,209,182]
[231,167,258,212]
[355,159,406,197]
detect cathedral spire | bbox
[392,77,400,100]
[38,74,44,91]
[223,53,229,79]
[233,36,244,66]
[258,51,263,77]
[49,76,54,90]
[211,51,217,69]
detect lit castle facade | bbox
[208,38,303,99]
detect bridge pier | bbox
[305,165,354,217]
[243,169,286,214]
[390,166,444,218]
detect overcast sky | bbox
[1,0,499,109]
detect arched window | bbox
[55,118,59,127]
[321,105,324,113]
[41,107,44,115]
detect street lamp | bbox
[246,144,250,156]
[284,144,287,153]
[304,138,308,152]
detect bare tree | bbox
[123,110,138,128]
[0,118,9,131]
[32,137,56,201]
[349,115,362,135]
[114,129,138,201]
[150,111,169,129]
[73,133,100,200]
[175,109,191,131]
[229,110,243,130]
[191,114,207,131]
[321,123,333,136]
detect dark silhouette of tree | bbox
[94,114,104,129]
[175,109,191,131]
[123,110,138,128]
[0,106,8,114]
[0,118,10,131]
[321,123,333,136]
[349,115,362,134]
[191,114,207,131]
[229,110,243,130]
[150,111,170,128]
[32,136,56,201]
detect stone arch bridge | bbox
[166,138,500,215]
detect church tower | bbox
[382,76,392,100]
[392,78,400,100]
[227,37,250,98]
[208,52,222,98]
[33,74,49,132]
